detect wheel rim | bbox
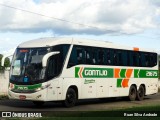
[129,87,137,100]
[66,91,75,104]
[138,87,144,98]
[130,88,135,97]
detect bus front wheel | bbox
[128,85,137,101]
[63,88,77,107]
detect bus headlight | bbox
[35,84,51,92]
[35,88,41,91]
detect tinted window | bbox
[67,45,157,68]
[47,44,70,79]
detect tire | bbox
[128,85,137,101]
[33,101,44,106]
[136,85,145,101]
[63,88,77,107]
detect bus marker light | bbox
[20,49,28,52]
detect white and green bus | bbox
[8,38,159,107]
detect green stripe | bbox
[75,67,158,78]
[14,83,42,90]
[134,69,139,78]
[75,67,80,78]
[117,79,122,87]
[134,69,158,78]
[120,69,126,78]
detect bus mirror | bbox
[42,51,60,67]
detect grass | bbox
[4,104,160,120]
[118,104,160,111]
[35,105,160,118]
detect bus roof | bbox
[18,37,157,53]
[18,37,72,48]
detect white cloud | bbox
[0,37,17,55]
[0,0,159,35]
[2,47,15,56]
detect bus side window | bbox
[115,50,123,66]
[141,52,153,67]
[92,48,98,65]
[144,53,149,67]
[85,48,92,64]
[140,52,151,67]
[106,49,111,65]
[67,46,77,68]
[113,50,118,65]
[153,53,157,66]
[103,49,107,65]
[122,51,127,66]
[128,51,133,66]
[110,49,114,65]
[47,55,59,79]
[118,50,123,66]
[149,54,153,67]
[77,47,85,64]
[140,52,145,67]
[62,45,70,60]
[133,52,139,66]
[98,49,104,65]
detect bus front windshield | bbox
[10,47,50,85]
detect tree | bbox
[0,54,3,72]
[0,54,2,66]
[4,57,10,68]
[0,54,11,72]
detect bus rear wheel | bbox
[128,85,137,101]
[63,88,77,107]
[136,85,145,101]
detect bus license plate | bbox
[19,95,26,100]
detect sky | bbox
[0,0,160,56]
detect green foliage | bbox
[0,54,11,72]
[0,54,2,66]
[0,95,9,100]
[0,54,3,72]
[36,105,160,120]
[4,57,10,67]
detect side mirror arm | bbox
[42,51,60,67]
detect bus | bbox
[8,37,159,107]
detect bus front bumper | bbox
[8,89,47,101]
